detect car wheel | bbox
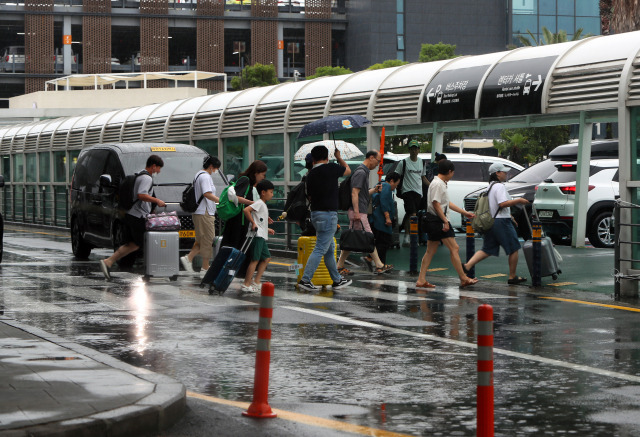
[113,221,137,268]
[588,211,615,248]
[71,218,92,259]
[548,233,569,246]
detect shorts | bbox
[249,236,271,261]
[481,218,521,256]
[347,209,373,233]
[423,212,455,241]
[401,191,422,215]
[124,214,146,247]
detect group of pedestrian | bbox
[100,153,276,294]
[100,143,530,293]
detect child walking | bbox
[242,179,276,292]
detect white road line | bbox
[284,306,640,384]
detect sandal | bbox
[360,256,374,272]
[415,280,436,289]
[374,267,387,275]
[338,268,354,276]
[460,277,479,288]
[382,264,394,272]
[507,276,527,285]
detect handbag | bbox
[145,211,181,231]
[339,217,375,253]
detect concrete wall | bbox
[9,87,208,110]
[346,0,507,72]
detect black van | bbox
[70,143,210,266]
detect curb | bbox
[0,319,186,437]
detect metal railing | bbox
[1,186,69,228]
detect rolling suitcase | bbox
[297,236,337,286]
[143,231,179,281]
[521,209,562,280]
[200,233,255,295]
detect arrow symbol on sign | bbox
[532,74,542,91]
[426,88,435,102]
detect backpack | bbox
[282,178,309,222]
[217,176,251,221]
[471,182,500,233]
[118,170,150,211]
[180,172,205,213]
[395,159,407,198]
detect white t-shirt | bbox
[398,157,424,194]
[193,170,217,216]
[488,182,511,219]
[426,176,450,221]
[246,198,269,240]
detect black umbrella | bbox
[297,114,372,139]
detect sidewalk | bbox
[0,318,185,437]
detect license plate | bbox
[179,230,195,238]
[538,210,554,218]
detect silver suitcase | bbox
[523,236,562,280]
[144,231,179,281]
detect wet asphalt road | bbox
[2,226,640,436]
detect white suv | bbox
[384,153,523,229]
[533,159,618,248]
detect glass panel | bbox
[540,15,556,33]
[397,50,405,61]
[69,150,80,181]
[576,0,600,16]
[1,155,10,180]
[54,151,66,183]
[512,14,538,35]
[40,185,52,224]
[558,16,574,34]
[289,132,322,182]
[512,0,536,14]
[396,13,404,34]
[539,0,556,15]
[222,136,248,181]
[39,152,50,182]
[575,16,601,35]
[557,0,574,15]
[397,35,405,51]
[632,106,640,180]
[254,133,285,181]
[13,154,24,182]
[25,153,36,183]
[195,139,218,156]
[396,0,403,13]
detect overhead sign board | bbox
[479,55,558,118]
[421,65,490,123]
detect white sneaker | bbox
[180,255,194,273]
[241,284,257,293]
[252,282,262,292]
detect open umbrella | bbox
[294,140,363,161]
[297,114,372,139]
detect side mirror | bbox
[0,175,4,188]
[99,174,112,187]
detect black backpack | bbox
[180,172,205,213]
[118,170,149,210]
[338,174,353,211]
[282,178,309,222]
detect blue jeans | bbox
[301,211,341,283]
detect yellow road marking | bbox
[270,261,292,267]
[540,296,640,313]
[427,267,447,272]
[547,282,577,287]
[6,227,69,238]
[186,391,415,437]
[480,273,507,278]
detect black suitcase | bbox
[200,233,255,295]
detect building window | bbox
[396,0,405,61]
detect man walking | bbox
[396,140,429,244]
[298,145,353,291]
[181,155,221,274]
[336,150,391,275]
[99,155,166,280]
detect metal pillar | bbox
[571,111,593,248]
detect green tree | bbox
[230,63,279,90]
[367,59,409,70]
[495,126,570,165]
[418,42,457,62]
[517,26,591,46]
[307,66,353,79]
